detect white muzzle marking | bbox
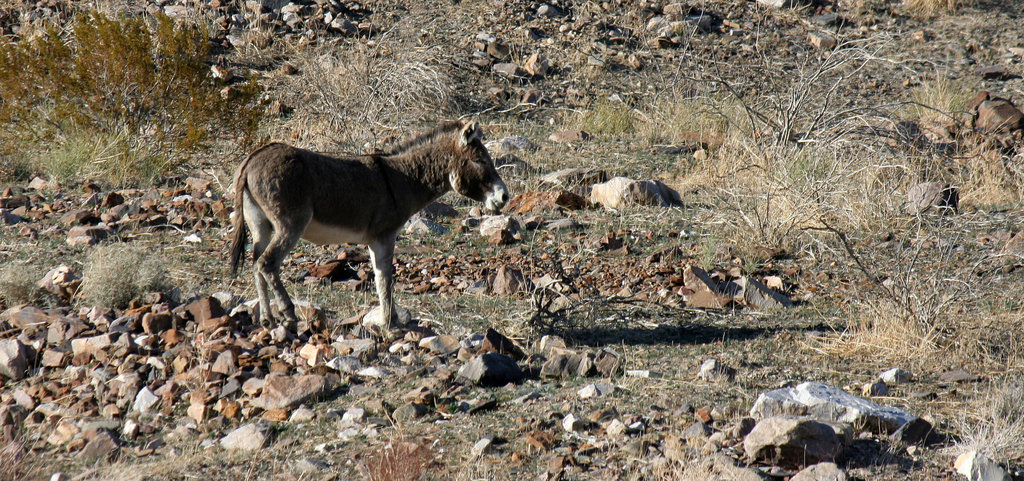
[484,179,509,212]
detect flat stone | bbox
[471,436,494,457]
[578,382,615,399]
[744,415,841,467]
[404,217,447,235]
[590,177,681,209]
[879,368,912,384]
[791,462,847,481]
[456,353,523,386]
[939,369,978,383]
[253,374,328,410]
[220,422,270,451]
[479,215,520,237]
[548,129,591,143]
[80,430,120,461]
[750,382,916,434]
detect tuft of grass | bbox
[904,0,969,16]
[906,75,974,124]
[0,440,42,481]
[79,243,169,309]
[358,438,431,481]
[0,262,43,308]
[577,99,636,136]
[957,379,1024,465]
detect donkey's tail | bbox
[229,148,257,277]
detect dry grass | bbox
[577,98,637,136]
[281,27,455,149]
[0,440,42,481]
[0,261,43,308]
[79,243,169,309]
[956,379,1024,465]
[903,0,970,16]
[358,437,431,481]
[906,75,974,124]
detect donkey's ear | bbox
[459,120,481,148]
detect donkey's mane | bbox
[386,120,463,155]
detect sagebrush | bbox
[79,243,169,309]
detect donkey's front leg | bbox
[364,233,399,336]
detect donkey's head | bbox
[448,120,509,212]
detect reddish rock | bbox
[253,374,328,410]
[186,297,225,324]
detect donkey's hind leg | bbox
[244,192,274,326]
[255,216,308,328]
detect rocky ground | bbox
[2,0,1024,480]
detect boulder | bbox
[750,382,916,434]
[0,339,31,380]
[791,462,847,481]
[539,168,608,187]
[905,182,958,214]
[743,416,841,467]
[221,422,270,451]
[457,353,523,386]
[590,177,681,209]
[253,374,328,410]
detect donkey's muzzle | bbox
[484,179,510,213]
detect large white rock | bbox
[590,177,681,210]
[132,387,160,413]
[750,382,916,434]
[221,422,270,451]
[955,451,1011,481]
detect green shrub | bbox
[0,11,263,185]
[79,244,169,309]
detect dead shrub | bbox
[0,262,43,308]
[79,244,168,309]
[577,98,637,136]
[283,27,455,148]
[358,438,431,481]
[0,11,263,185]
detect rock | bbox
[404,217,447,235]
[80,430,120,461]
[756,0,809,7]
[479,215,520,237]
[590,177,681,209]
[524,53,549,77]
[698,359,736,382]
[133,387,160,413]
[457,353,523,386]
[418,335,459,355]
[0,339,31,380]
[808,32,836,50]
[975,97,1024,132]
[491,266,530,296]
[36,265,81,300]
[362,305,412,332]
[140,311,173,334]
[0,209,21,225]
[905,182,958,214]
[684,421,713,443]
[743,416,841,467]
[492,63,522,77]
[67,225,113,246]
[47,421,79,446]
[479,327,526,360]
[342,407,365,423]
[254,374,328,410]
[187,403,207,423]
[595,349,621,377]
[861,381,888,397]
[505,190,587,214]
[737,277,794,309]
[975,65,1009,80]
[889,417,935,445]
[879,368,912,385]
[955,450,1011,481]
[548,129,591,143]
[578,382,615,399]
[939,368,978,383]
[537,4,563,17]
[471,435,494,457]
[392,403,428,423]
[539,168,608,187]
[791,462,847,481]
[485,135,534,155]
[420,201,459,219]
[220,422,270,451]
[186,297,225,325]
[292,457,329,475]
[290,407,315,423]
[562,413,585,432]
[750,382,916,434]
[326,356,364,374]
